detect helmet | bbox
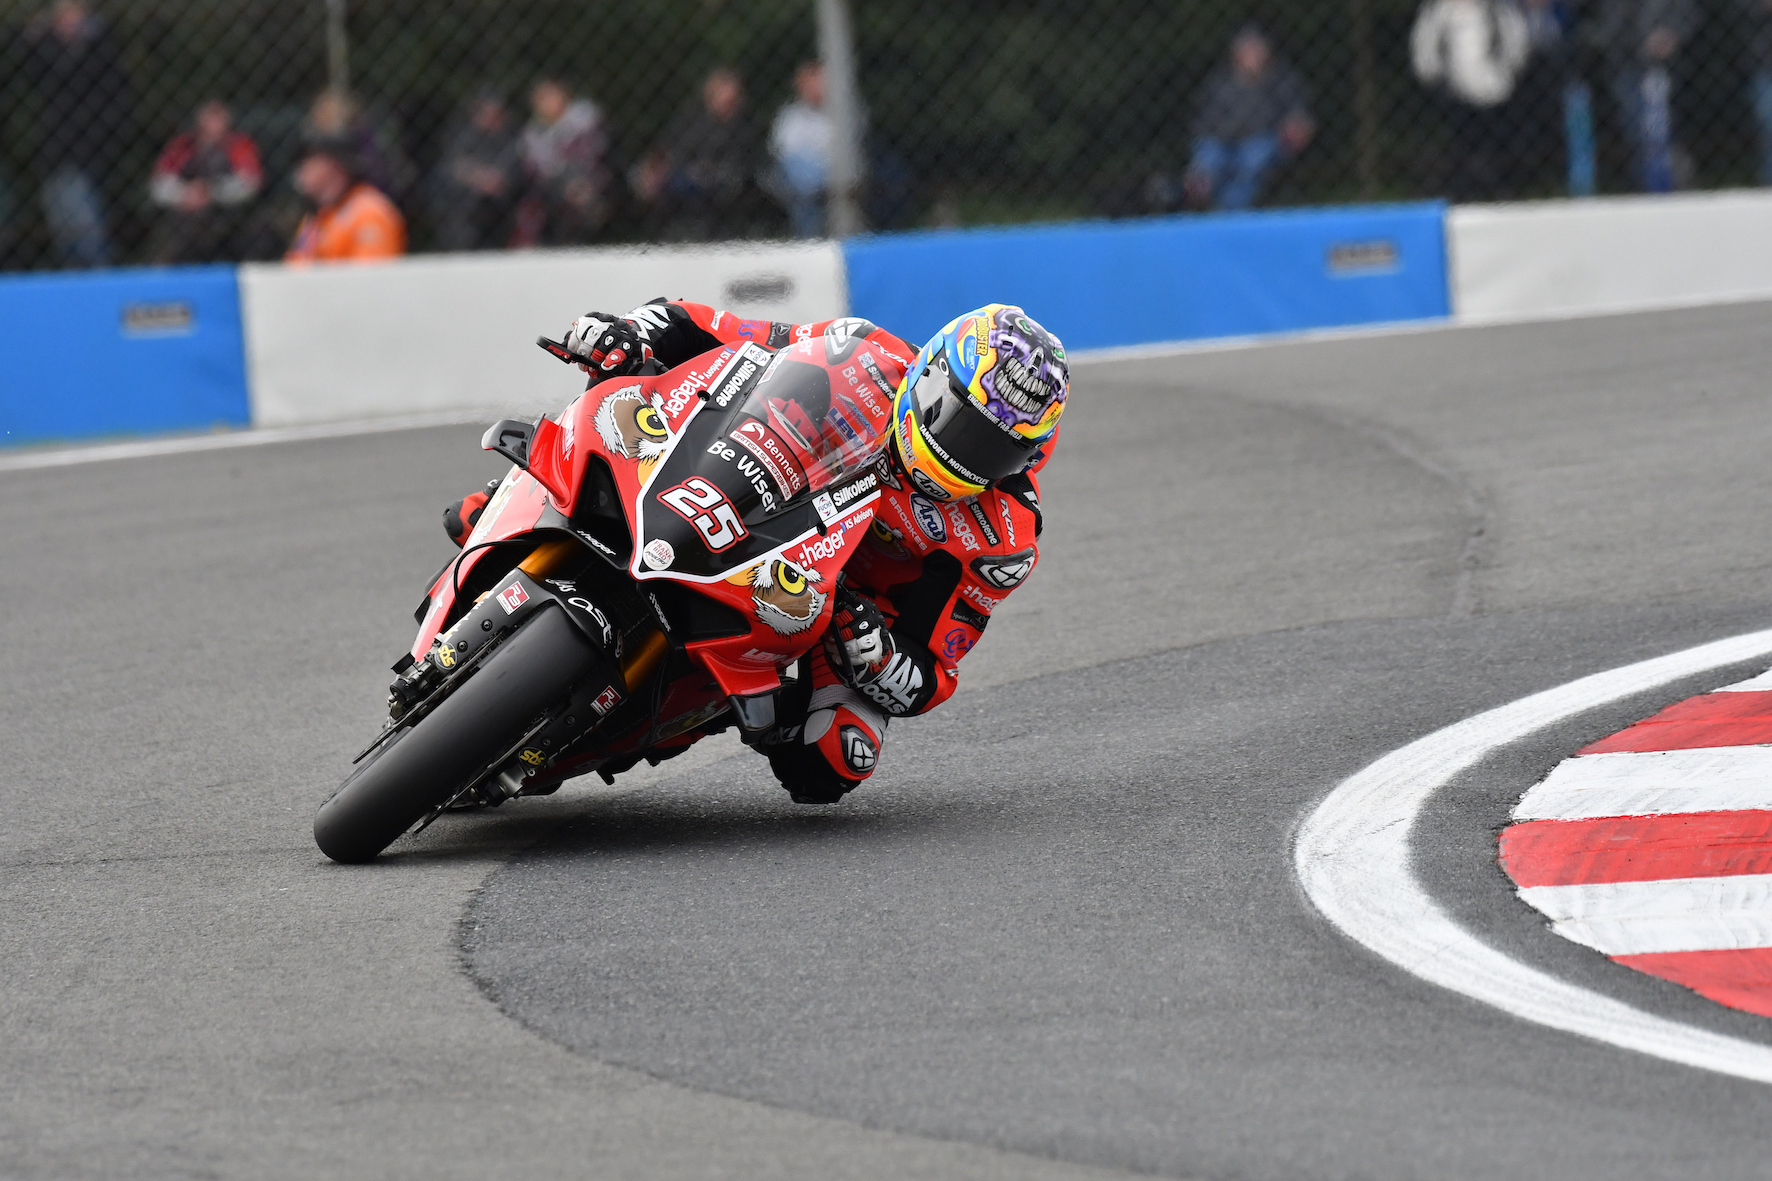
[890,304,1068,501]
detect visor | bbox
[909,363,1037,486]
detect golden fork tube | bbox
[518,538,579,580]
[620,629,669,691]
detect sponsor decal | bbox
[867,518,912,560]
[874,452,902,490]
[590,685,622,716]
[794,323,814,342]
[737,647,788,665]
[857,352,896,400]
[888,499,927,554]
[707,342,773,409]
[822,317,877,365]
[961,583,1001,612]
[796,516,858,566]
[647,591,671,631]
[967,500,999,547]
[733,558,826,635]
[910,495,946,543]
[828,469,879,511]
[731,419,807,498]
[545,579,578,594]
[733,316,771,341]
[705,438,781,512]
[828,404,863,447]
[999,497,1017,545]
[910,467,952,501]
[496,583,530,614]
[654,696,733,742]
[971,548,1036,590]
[519,748,547,767]
[839,725,878,774]
[943,628,975,659]
[945,503,981,552]
[573,529,620,560]
[643,538,675,570]
[435,643,457,669]
[951,600,991,630]
[709,310,725,330]
[767,322,794,348]
[861,652,924,714]
[813,492,838,525]
[566,597,617,650]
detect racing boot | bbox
[443,478,501,547]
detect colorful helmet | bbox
[890,304,1068,502]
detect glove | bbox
[564,311,652,381]
[443,477,501,547]
[822,586,894,688]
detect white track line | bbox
[1521,875,1772,956]
[1294,628,1772,1084]
[1721,669,1772,692]
[0,410,503,474]
[1514,746,1772,821]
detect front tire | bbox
[314,606,599,863]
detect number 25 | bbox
[660,477,747,551]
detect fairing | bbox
[412,332,905,718]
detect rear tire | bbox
[314,606,599,863]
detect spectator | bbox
[1183,26,1315,210]
[511,79,611,248]
[1411,0,1532,200]
[304,88,417,207]
[1737,0,1772,185]
[635,67,762,241]
[429,90,518,252]
[20,0,129,267]
[770,61,834,238]
[1510,0,1590,195]
[148,100,263,264]
[1591,0,1699,192]
[285,138,406,264]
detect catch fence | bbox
[2,0,1768,271]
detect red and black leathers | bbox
[482,298,1047,802]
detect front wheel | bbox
[314,606,599,863]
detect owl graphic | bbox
[729,558,826,635]
[594,385,672,478]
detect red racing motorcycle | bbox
[314,327,898,862]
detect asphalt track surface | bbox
[5,300,1772,1179]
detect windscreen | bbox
[726,351,892,523]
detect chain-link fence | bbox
[3,0,1771,272]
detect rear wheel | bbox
[314,606,599,863]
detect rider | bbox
[445,298,1068,804]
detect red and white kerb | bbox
[1501,667,1772,1016]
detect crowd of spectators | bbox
[8,0,859,268]
[15,0,1772,269]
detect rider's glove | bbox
[565,311,652,381]
[822,586,895,688]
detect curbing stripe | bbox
[1513,746,1772,821]
[1295,628,1772,1084]
[1519,874,1772,956]
[1501,811,1772,887]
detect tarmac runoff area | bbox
[3,298,1772,1179]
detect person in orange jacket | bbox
[285,136,406,263]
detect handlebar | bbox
[535,335,667,380]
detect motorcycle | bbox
[313,325,900,862]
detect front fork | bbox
[387,535,672,802]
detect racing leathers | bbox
[480,298,1048,803]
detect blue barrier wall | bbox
[0,264,249,446]
[843,203,1449,353]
